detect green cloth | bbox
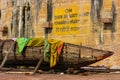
[27,38,44,46]
[44,39,50,62]
[16,38,30,54]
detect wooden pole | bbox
[0,42,15,68]
[32,55,44,75]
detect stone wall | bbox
[0,0,47,38]
[0,0,120,67]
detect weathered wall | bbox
[52,0,91,45]
[0,0,120,67]
[0,0,47,38]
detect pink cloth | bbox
[12,38,17,41]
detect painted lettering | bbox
[65,8,72,13]
[55,15,63,19]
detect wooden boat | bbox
[0,39,113,70]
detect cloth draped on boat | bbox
[16,38,64,67]
[16,38,30,54]
[44,39,50,62]
[48,39,64,67]
[27,38,44,46]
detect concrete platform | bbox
[0,72,120,80]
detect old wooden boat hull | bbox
[0,39,113,70]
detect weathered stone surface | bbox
[0,0,120,67]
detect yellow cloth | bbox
[26,38,64,68]
[48,39,64,68]
[27,38,44,46]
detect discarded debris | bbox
[110,66,120,69]
[60,72,64,75]
[80,66,120,74]
[5,71,33,75]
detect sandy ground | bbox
[0,72,120,80]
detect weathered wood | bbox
[0,40,113,70]
[5,71,33,75]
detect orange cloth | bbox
[57,43,64,55]
[48,39,64,67]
